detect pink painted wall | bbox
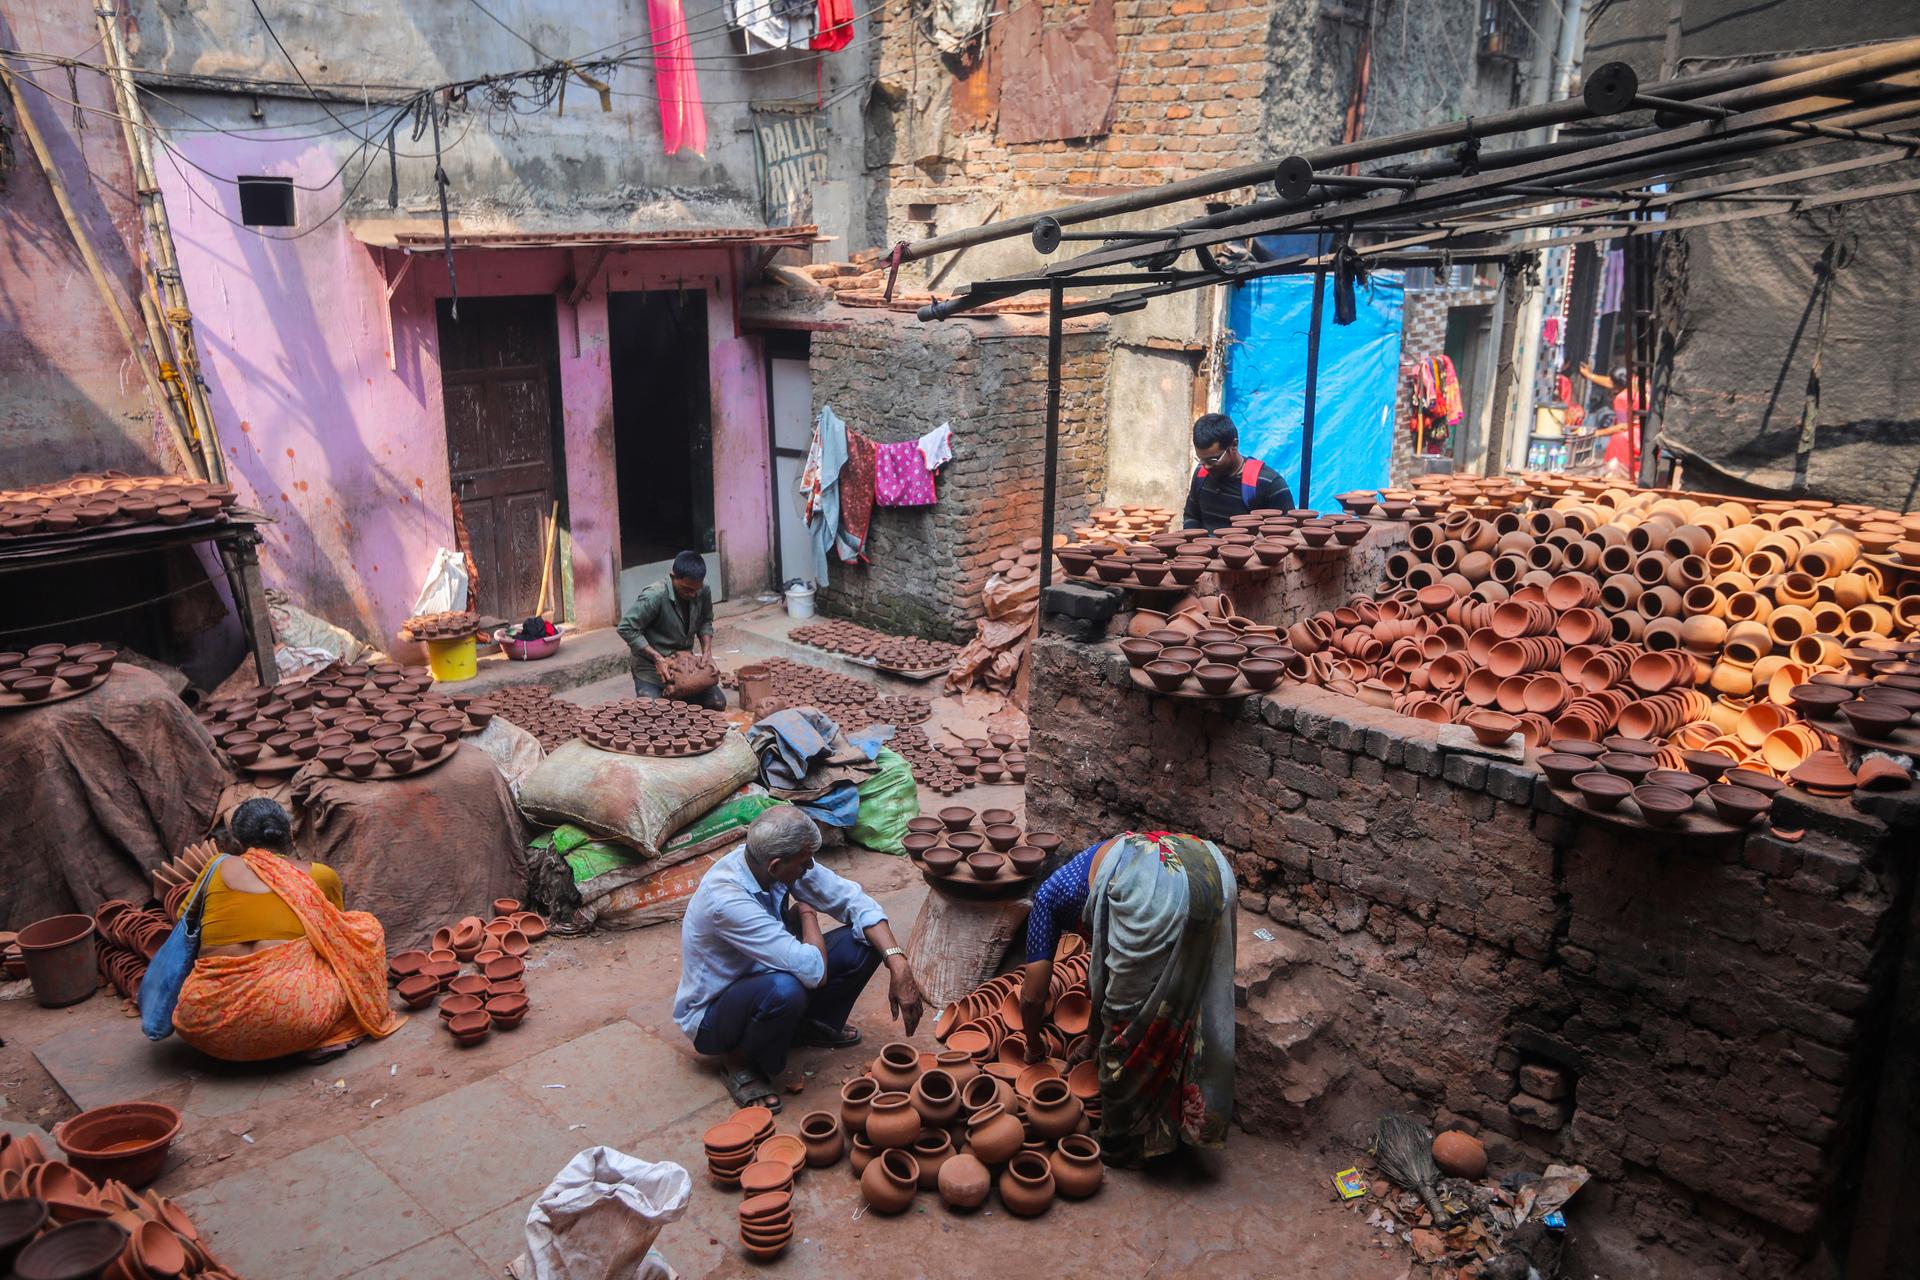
[155,134,772,646]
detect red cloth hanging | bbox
[647,0,708,156]
[811,0,853,52]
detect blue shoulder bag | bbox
[140,854,227,1041]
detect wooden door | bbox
[437,297,565,619]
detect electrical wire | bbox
[245,0,372,136]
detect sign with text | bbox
[752,108,828,226]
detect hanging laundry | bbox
[916,422,953,471]
[873,440,937,506]
[648,0,708,156]
[811,0,854,51]
[1406,354,1463,456]
[797,406,849,583]
[837,430,877,562]
[727,0,814,50]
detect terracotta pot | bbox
[839,1077,878,1135]
[966,1102,1025,1164]
[910,1069,961,1127]
[937,1151,991,1211]
[865,1092,921,1149]
[912,1130,954,1190]
[1050,1133,1106,1199]
[847,1132,876,1177]
[998,1150,1057,1217]
[870,1041,921,1092]
[859,1148,920,1214]
[798,1111,843,1167]
[1024,1077,1084,1140]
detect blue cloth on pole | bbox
[805,406,849,584]
[1221,272,1405,512]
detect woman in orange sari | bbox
[172,799,404,1062]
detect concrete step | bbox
[453,627,630,698]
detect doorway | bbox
[764,330,813,586]
[608,290,717,603]
[437,296,567,620]
[1444,304,1494,467]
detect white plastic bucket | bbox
[784,583,816,619]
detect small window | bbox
[237,176,296,227]
[907,203,937,224]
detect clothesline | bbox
[795,409,956,585]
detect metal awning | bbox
[349,219,823,251]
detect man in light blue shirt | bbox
[674,807,924,1111]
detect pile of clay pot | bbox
[702,1104,825,1260]
[387,899,546,1046]
[1072,505,1176,543]
[789,620,961,673]
[930,730,1031,785]
[832,938,1105,1223]
[1060,516,1311,588]
[92,901,171,1001]
[0,643,117,705]
[579,698,731,757]
[0,1130,236,1279]
[985,536,1063,587]
[901,807,1064,884]
[151,842,220,922]
[197,663,489,779]
[0,472,236,539]
[1119,625,1293,699]
[400,610,481,642]
[483,683,587,751]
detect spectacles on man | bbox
[1196,445,1232,469]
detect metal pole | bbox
[1299,268,1326,511]
[1038,280,1064,595]
[895,42,1904,266]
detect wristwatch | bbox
[882,946,906,961]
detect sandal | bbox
[794,1020,861,1050]
[724,1067,781,1112]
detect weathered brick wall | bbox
[1027,636,1909,1269]
[810,310,1109,639]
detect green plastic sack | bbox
[661,788,784,862]
[529,824,638,885]
[850,748,917,855]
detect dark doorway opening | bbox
[436,295,567,620]
[608,290,714,580]
[1444,303,1494,466]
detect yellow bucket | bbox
[425,635,478,683]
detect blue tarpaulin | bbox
[1221,271,1405,512]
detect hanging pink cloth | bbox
[811,0,854,51]
[648,0,708,156]
[873,440,936,506]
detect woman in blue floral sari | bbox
[1019,831,1237,1166]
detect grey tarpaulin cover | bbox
[1656,149,1920,508]
[0,666,226,924]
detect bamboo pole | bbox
[0,61,205,479]
[534,501,560,617]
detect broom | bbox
[1370,1113,1455,1228]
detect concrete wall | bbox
[152,115,771,643]
[0,4,165,480]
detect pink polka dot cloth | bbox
[873,440,937,506]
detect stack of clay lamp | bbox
[932,731,1032,785]
[92,901,170,1000]
[387,898,546,1047]
[485,683,588,751]
[0,643,117,705]
[579,698,731,757]
[901,806,1063,884]
[1060,506,1366,589]
[0,471,236,539]
[885,725,974,795]
[151,843,220,922]
[1310,479,1920,784]
[729,657,931,730]
[790,620,961,673]
[834,935,1105,1222]
[1119,625,1295,700]
[196,663,489,780]
[401,610,481,641]
[701,1104,826,1259]
[0,1129,238,1278]
[985,535,1065,586]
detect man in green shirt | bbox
[616,551,724,708]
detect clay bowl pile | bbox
[929,730,1032,787]
[790,620,961,674]
[0,471,236,540]
[1121,623,1296,701]
[886,726,973,795]
[400,610,481,642]
[395,900,547,1042]
[703,1103,834,1260]
[92,900,170,999]
[985,535,1066,589]
[196,661,484,779]
[1072,504,1177,546]
[579,698,731,758]
[0,1128,237,1276]
[1543,735,1785,832]
[1401,472,1535,517]
[836,935,1106,1222]
[150,844,219,917]
[0,643,117,706]
[481,683,588,751]
[903,807,1062,885]
[1060,508,1334,585]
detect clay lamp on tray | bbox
[1570,771,1633,812]
[1678,750,1734,781]
[982,824,1022,852]
[1786,683,1854,721]
[1007,845,1045,877]
[1143,660,1191,692]
[1536,752,1599,788]
[902,833,941,858]
[938,806,976,832]
[1643,768,1709,799]
[1838,701,1911,740]
[1193,663,1240,696]
[907,816,946,836]
[923,847,963,877]
[947,831,987,855]
[966,851,1007,880]
[1596,752,1658,784]
[1631,784,1695,828]
[1120,638,1162,669]
[1706,783,1772,826]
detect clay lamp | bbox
[1571,771,1632,812]
[483,955,526,983]
[1143,660,1191,692]
[1194,663,1240,696]
[447,1009,491,1046]
[438,993,484,1022]
[906,816,945,836]
[1331,522,1369,546]
[1722,768,1785,795]
[447,974,491,998]
[485,994,530,1029]
[1536,752,1598,788]
[1157,646,1204,666]
[980,808,1016,827]
[369,736,407,755]
[382,746,418,774]
[1027,832,1064,855]
[938,806,976,832]
[226,741,264,766]
[53,664,101,690]
[1631,784,1695,829]
[923,848,962,877]
[1600,735,1660,758]
[1678,750,1734,781]
[902,833,941,858]
[947,832,986,855]
[1787,683,1854,721]
[1007,845,1046,877]
[395,974,439,1009]
[1464,710,1519,747]
[966,852,1007,880]
[412,733,448,760]
[1644,769,1709,799]
[1706,783,1772,825]
[1596,752,1657,784]
[1133,563,1171,586]
[982,824,1022,852]
[1789,750,1856,796]
[1168,558,1208,584]
[341,750,378,778]
[1839,701,1910,740]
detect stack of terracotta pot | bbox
[835,936,1105,1223]
[929,732,1032,785]
[92,901,170,1000]
[400,610,481,641]
[1072,505,1177,544]
[388,899,545,1047]
[0,1129,237,1278]
[985,535,1065,588]
[700,1103,832,1260]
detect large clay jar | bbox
[848,1133,876,1177]
[840,1077,878,1136]
[937,1151,992,1211]
[1049,1134,1106,1199]
[866,1092,922,1150]
[859,1148,921,1214]
[998,1150,1057,1217]
[1025,1078,1084,1140]
[912,1130,954,1190]
[799,1111,845,1168]
[871,1042,922,1092]
[910,1068,961,1127]
[966,1102,1025,1164]
[934,1049,980,1089]
[961,1072,1011,1119]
